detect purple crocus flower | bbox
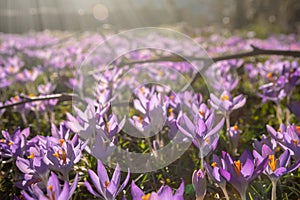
[253,144,300,200]
[267,123,300,160]
[16,145,49,190]
[192,169,206,200]
[130,92,166,137]
[0,127,30,160]
[43,139,83,180]
[205,154,229,200]
[177,112,224,158]
[131,180,184,200]
[21,172,78,200]
[220,150,268,200]
[209,90,246,114]
[253,144,300,179]
[85,160,130,200]
[37,83,56,95]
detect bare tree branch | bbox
[0,93,79,110]
[121,44,300,66]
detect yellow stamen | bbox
[47,185,55,200]
[233,125,238,131]
[296,126,300,133]
[292,139,299,146]
[140,87,145,95]
[13,96,20,101]
[168,108,174,118]
[104,181,110,188]
[8,141,14,146]
[267,72,273,81]
[52,150,67,164]
[211,162,217,168]
[142,193,151,200]
[28,94,35,98]
[199,110,205,118]
[0,139,6,143]
[234,160,241,177]
[220,94,229,101]
[27,152,35,159]
[105,122,110,133]
[9,66,14,73]
[169,95,174,101]
[277,128,282,133]
[205,138,210,144]
[59,139,65,147]
[158,70,163,77]
[138,116,143,124]
[268,155,278,172]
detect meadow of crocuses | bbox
[0,28,300,200]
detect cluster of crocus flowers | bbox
[267,123,300,160]
[218,150,268,200]
[131,180,184,200]
[85,160,130,200]
[20,172,78,200]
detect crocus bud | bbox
[192,169,206,200]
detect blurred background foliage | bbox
[0,0,299,34]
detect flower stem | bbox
[240,193,247,200]
[271,179,278,200]
[198,147,204,170]
[225,113,232,153]
[220,185,230,200]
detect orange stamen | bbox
[199,110,205,118]
[296,126,300,133]
[292,139,299,146]
[59,139,65,147]
[277,128,282,133]
[142,193,151,200]
[140,87,145,95]
[27,152,35,159]
[234,160,241,176]
[211,162,217,168]
[233,125,238,131]
[267,72,273,81]
[220,94,229,101]
[104,181,110,188]
[105,122,110,133]
[47,185,55,200]
[268,155,278,172]
[138,116,143,124]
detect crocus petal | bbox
[69,173,79,198]
[241,158,254,178]
[131,181,144,199]
[117,168,130,195]
[157,185,173,200]
[279,150,290,168]
[173,180,184,200]
[97,160,109,188]
[58,182,70,200]
[287,159,300,173]
[111,164,121,188]
[84,181,101,197]
[220,168,231,181]
[87,169,103,195]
